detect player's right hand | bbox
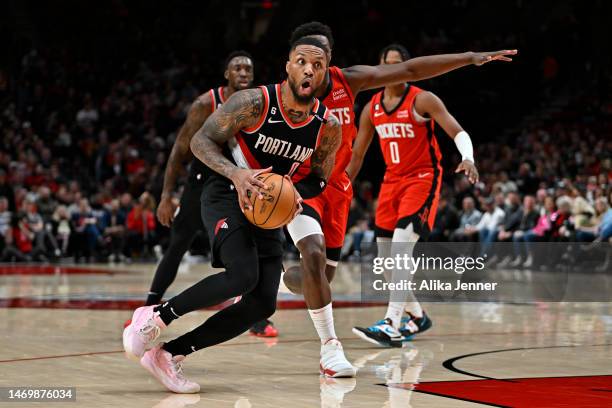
[157,196,177,227]
[231,167,272,211]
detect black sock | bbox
[154,301,180,326]
[145,292,162,306]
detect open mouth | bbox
[300,79,312,91]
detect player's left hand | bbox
[456,160,479,183]
[472,49,517,66]
[283,175,303,221]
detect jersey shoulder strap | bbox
[210,87,226,112]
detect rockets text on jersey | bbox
[369,84,442,181]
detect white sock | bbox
[384,225,420,329]
[385,302,405,329]
[308,303,337,344]
[405,302,423,318]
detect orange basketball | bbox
[243,173,297,229]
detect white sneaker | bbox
[320,339,357,378]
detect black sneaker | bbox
[352,318,405,348]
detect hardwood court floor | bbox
[0,262,611,407]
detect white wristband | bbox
[454,130,474,163]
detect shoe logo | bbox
[267,117,284,124]
[382,326,399,338]
[374,111,384,118]
[418,172,430,178]
[214,218,228,235]
[343,181,351,191]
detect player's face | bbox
[286,45,327,104]
[381,50,403,65]
[225,57,254,90]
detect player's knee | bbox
[227,260,259,294]
[299,240,326,275]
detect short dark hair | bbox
[379,44,411,62]
[290,36,330,55]
[290,21,334,49]
[224,50,253,69]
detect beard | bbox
[288,77,315,104]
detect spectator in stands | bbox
[50,205,71,256]
[35,186,57,222]
[102,199,126,262]
[516,163,540,195]
[575,198,609,242]
[0,170,15,211]
[550,196,573,241]
[506,195,540,267]
[2,213,47,262]
[495,191,524,266]
[71,198,102,262]
[24,199,60,258]
[429,195,459,242]
[0,197,11,235]
[477,197,506,257]
[125,192,156,259]
[450,196,482,241]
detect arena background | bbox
[0,0,610,260]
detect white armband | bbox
[454,131,474,163]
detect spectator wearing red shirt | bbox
[125,192,157,259]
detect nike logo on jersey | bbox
[418,172,430,178]
[343,181,351,191]
[267,118,284,124]
[254,133,314,162]
[373,111,385,118]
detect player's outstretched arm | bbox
[190,88,271,211]
[294,114,341,199]
[346,101,375,183]
[414,91,479,183]
[158,94,213,226]
[343,49,517,93]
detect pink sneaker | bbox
[123,305,167,360]
[141,344,200,394]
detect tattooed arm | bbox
[312,114,341,180]
[294,114,342,199]
[158,94,212,226]
[190,88,271,211]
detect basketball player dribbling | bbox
[123,37,342,393]
[128,50,278,338]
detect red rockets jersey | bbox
[293,66,356,184]
[369,85,442,181]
